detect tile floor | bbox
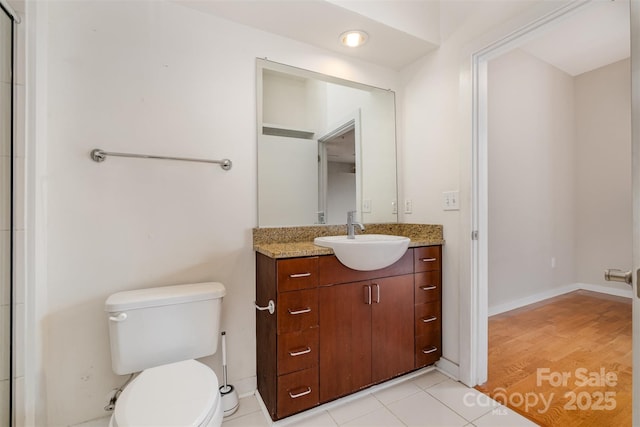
[222,370,539,427]
[73,369,539,426]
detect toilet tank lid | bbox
[105,282,226,312]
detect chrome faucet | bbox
[347,211,365,239]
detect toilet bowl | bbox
[109,360,223,427]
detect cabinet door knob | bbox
[372,283,380,303]
[420,285,437,291]
[421,258,437,262]
[363,285,372,305]
[422,316,437,323]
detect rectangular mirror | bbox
[257,59,398,227]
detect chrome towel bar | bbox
[90,148,232,170]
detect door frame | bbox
[468,0,617,386]
[629,1,639,424]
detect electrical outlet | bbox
[362,199,372,213]
[392,201,397,214]
[404,199,413,214]
[443,191,459,211]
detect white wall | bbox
[574,58,632,291]
[261,71,320,226]
[259,135,319,226]
[487,49,576,309]
[398,0,551,377]
[40,1,397,425]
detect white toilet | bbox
[105,282,226,427]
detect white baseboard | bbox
[574,282,633,299]
[234,375,257,398]
[488,282,633,317]
[435,357,459,380]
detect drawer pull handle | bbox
[289,387,312,399]
[254,300,275,315]
[289,347,312,357]
[289,272,311,278]
[422,316,437,323]
[422,346,438,354]
[288,307,311,315]
[420,285,437,291]
[421,258,437,262]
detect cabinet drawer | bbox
[277,328,319,375]
[414,246,441,272]
[415,302,441,336]
[277,257,319,292]
[414,272,441,304]
[415,330,442,368]
[277,367,319,418]
[278,289,318,334]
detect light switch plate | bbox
[443,191,459,211]
[404,199,412,214]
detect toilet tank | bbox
[105,282,226,375]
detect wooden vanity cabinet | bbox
[414,246,443,367]
[256,245,443,420]
[256,254,320,420]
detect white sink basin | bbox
[314,234,410,271]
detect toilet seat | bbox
[112,359,221,427]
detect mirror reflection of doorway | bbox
[318,114,361,225]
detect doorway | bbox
[470,0,637,425]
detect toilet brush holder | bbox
[219,332,239,417]
[219,382,239,417]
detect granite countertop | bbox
[253,223,444,259]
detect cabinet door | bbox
[319,281,372,402]
[371,274,415,383]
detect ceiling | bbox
[519,0,630,76]
[326,129,356,164]
[177,0,630,75]
[176,0,439,70]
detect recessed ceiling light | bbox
[340,30,368,48]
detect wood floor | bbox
[475,290,632,427]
